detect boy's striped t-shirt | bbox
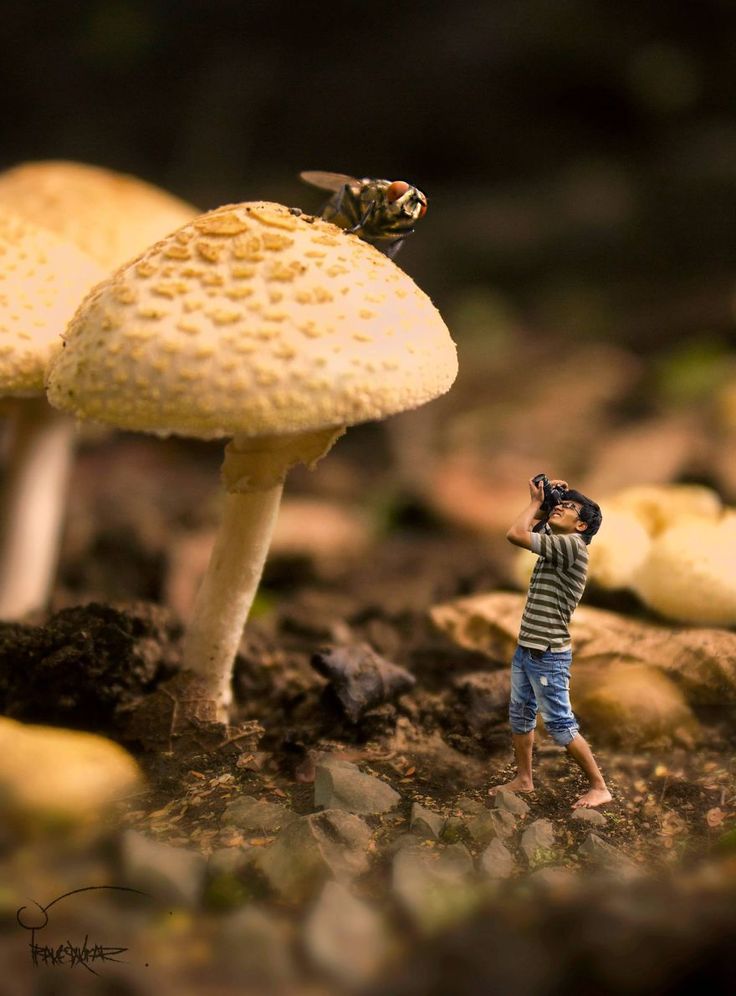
[518,526,589,651]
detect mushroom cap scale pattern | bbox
[0,160,198,272]
[46,201,458,439]
[0,206,104,395]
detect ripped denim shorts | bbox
[508,644,579,746]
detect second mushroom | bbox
[46,201,457,720]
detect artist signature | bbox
[16,886,149,975]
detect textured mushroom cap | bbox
[46,201,457,439]
[610,483,722,536]
[0,206,104,395]
[632,517,736,625]
[0,160,198,271]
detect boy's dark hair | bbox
[564,489,602,544]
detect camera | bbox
[532,473,568,515]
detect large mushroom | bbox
[0,206,105,618]
[46,201,458,720]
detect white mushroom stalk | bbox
[182,427,343,710]
[46,200,458,722]
[0,398,76,618]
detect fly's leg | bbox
[382,238,405,259]
[321,183,362,230]
[347,200,377,235]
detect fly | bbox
[299,171,427,259]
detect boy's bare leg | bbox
[565,733,612,808]
[490,730,535,794]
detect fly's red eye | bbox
[417,201,427,218]
[386,180,410,202]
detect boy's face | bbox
[548,500,587,537]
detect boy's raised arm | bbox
[506,478,545,550]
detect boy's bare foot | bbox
[489,777,534,796]
[572,787,612,809]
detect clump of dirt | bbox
[0,601,180,738]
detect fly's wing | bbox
[300,172,364,229]
[299,171,358,192]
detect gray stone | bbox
[479,838,515,879]
[204,846,263,910]
[578,833,638,877]
[520,819,556,865]
[437,843,474,877]
[467,808,517,844]
[391,843,483,934]
[494,788,531,817]
[388,832,425,854]
[304,881,391,987]
[222,795,297,834]
[217,906,298,985]
[207,845,257,877]
[527,866,578,894]
[258,809,372,901]
[440,816,467,844]
[410,802,445,840]
[119,830,207,907]
[572,808,608,827]
[455,795,486,817]
[314,758,401,815]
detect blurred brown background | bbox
[4,0,736,349]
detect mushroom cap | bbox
[632,517,736,625]
[0,716,141,826]
[0,206,104,395]
[609,483,722,536]
[587,505,650,589]
[46,201,458,439]
[0,160,198,271]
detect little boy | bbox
[493,476,611,809]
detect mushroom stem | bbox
[0,398,75,619]
[180,427,344,718]
[181,482,284,713]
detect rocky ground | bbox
[1,567,735,994]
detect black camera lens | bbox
[533,473,567,515]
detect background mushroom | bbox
[632,516,736,625]
[0,206,104,618]
[0,160,199,270]
[0,162,198,619]
[46,200,458,719]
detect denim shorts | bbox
[509,644,579,746]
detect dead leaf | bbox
[707,807,725,827]
[148,801,180,820]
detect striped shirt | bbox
[518,525,589,651]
